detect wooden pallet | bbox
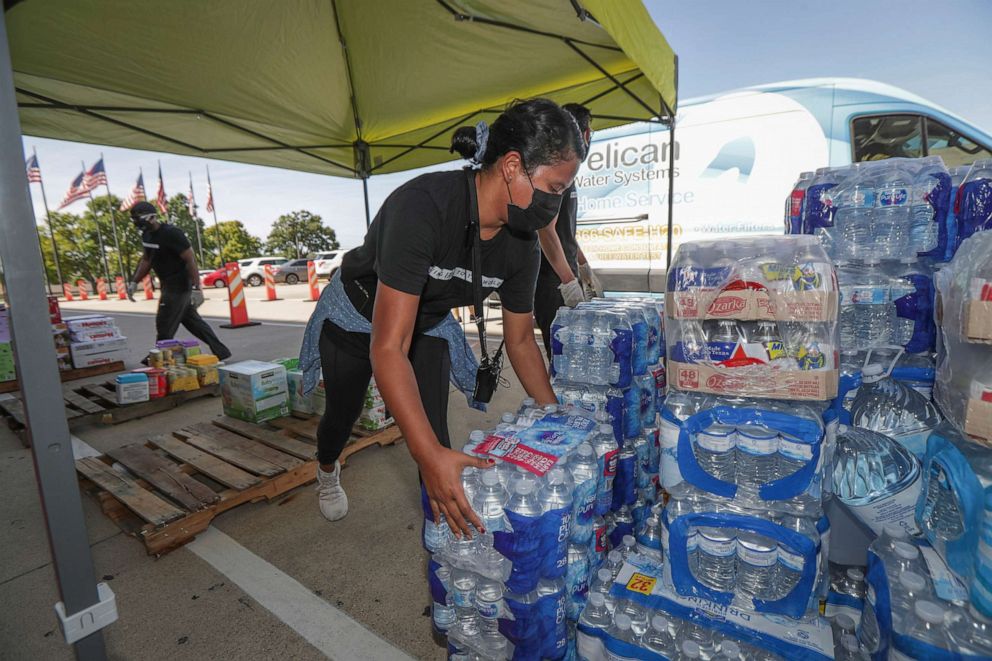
[76,415,404,555]
[0,360,125,394]
[0,378,219,446]
[266,412,404,466]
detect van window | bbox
[239,260,252,267]
[852,115,923,162]
[261,259,284,265]
[925,118,992,168]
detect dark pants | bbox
[316,321,451,465]
[156,289,231,359]
[534,271,566,362]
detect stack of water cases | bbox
[575,236,840,661]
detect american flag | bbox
[83,158,108,189]
[58,171,90,209]
[155,164,167,214]
[187,175,196,216]
[25,154,42,183]
[205,180,214,214]
[120,173,146,211]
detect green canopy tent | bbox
[0,2,677,658]
[7,0,677,224]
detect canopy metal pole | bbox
[0,16,108,660]
[665,118,676,272]
[205,165,225,265]
[362,176,371,228]
[33,148,63,290]
[99,153,128,282]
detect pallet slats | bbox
[174,428,285,477]
[150,434,262,490]
[105,444,220,511]
[75,457,185,526]
[212,417,315,460]
[184,422,304,471]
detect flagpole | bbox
[206,164,226,265]
[82,160,111,283]
[188,170,205,266]
[33,147,61,293]
[100,152,128,281]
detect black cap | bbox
[129,201,158,221]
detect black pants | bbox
[534,271,566,362]
[156,289,231,359]
[316,320,451,465]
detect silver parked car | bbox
[270,258,310,284]
[238,256,288,287]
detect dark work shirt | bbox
[340,169,540,335]
[539,183,579,280]
[141,223,192,292]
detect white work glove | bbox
[126,281,137,302]
[190,288,205,308]
[558,278,586,308]
[579,263,604,298]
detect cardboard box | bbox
[965,398,992,444]
[964,301,992,343]
[48,296,62,324]
[69,336,128,368]
[667,288,838,322]
[115,373,150,404]
[284,369,313,414]
[358,403,394,431]
[219,360,289,423]
[669,360,838,401]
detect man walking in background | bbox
[534,103,604,360]
[127,201,231,360]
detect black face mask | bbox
[133,213,155,233]
[505,170,563,233]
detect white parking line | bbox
[187,526,414,661]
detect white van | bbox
[577,78,992,292]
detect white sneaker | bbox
[316,461,348,521]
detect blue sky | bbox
[23,0,992,251]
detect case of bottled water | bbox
[860,527,992,660]
[659,393,834,516]
[575,554,836,661]
[934,230,992,444]
[955,159,992,253]
[666,236,839,401]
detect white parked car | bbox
[312,249,347,279]
[238,256,288,287]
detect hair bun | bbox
[450,126,479,159]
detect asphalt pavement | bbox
[0,294,530,660]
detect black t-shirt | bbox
[142,223,192,292]
[539,183,579,280]
[340,169,540,334]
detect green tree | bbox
[265,210,339,259]
[39,210,106,286]
[207,221,263,263]
[166,193,217,268]
[82,193,139,280]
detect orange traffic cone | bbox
[96,278,108,301]
[262,264,281,302]
[115,276,127,300]
[62,282,74,302]
[142,276,154,300]
[76,279,89,301]
[307,261,320,302]
[221,262,261,328]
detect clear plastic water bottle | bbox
[585,312,617,385]
[565,311,592,383]
[832,162,876,261]
[670,244,704,292]
[641,614,678,657]
[891,570,931,615]
[588,567,617,613]
[677,624,714,660]
[850,362,942,457]
[893,601,953,660]
[472,469,507,534]
[506,476,542,523]
[540,467,574,578]
[803,166,844,236]
[910,156,947,254]
[857,258,893,346]
[694,424,737,482]
[774,514,819,600]
[785,171,814,234]
[837,262,862,348]
[660,392,712,489]
[614,598,650,637]
[706,319,745,365]
[635,512,664,563]
[873,163,912,259]
[578,591,612,629]
[695,527,737,592]
[747,320,789,366]
[565,542,589,621]
[886,258,921,347]
[831,426,921,535]
[432,563,455,633]
[591,424,619,516]
[567,443,599,544]
[736,425,780,487]
[948,605,992,657]
[603,549,624,579]
[551,308,573,379]
[605,612,639,647]
[736,531,779,600]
